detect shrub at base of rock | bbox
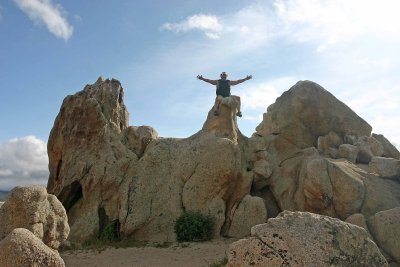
[174,211,214,242]
[0,228,65,267]
[228,211,388,267]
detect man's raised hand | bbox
[246,75,253,80]
[197,75,203,80]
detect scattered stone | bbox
[338,144,359,163]
[369,157,400,179]
[228,195,267,238]
[356,136,384,164]
[317,131,342,154]
[372,133,400,159]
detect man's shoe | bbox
[214,110,219,116]
[236,111,242,117]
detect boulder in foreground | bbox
[0,228,65,267]
[0,186,69,250]
[228,211,387,267]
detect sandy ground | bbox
[61,238,236,267]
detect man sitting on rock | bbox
[197,72,252,117]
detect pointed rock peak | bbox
[256,80,372,148]
[201,96,241,143]
[95,76,105,84]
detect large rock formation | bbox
[47,77,259,241]
[228,211,388,267]
[47,78,400,263]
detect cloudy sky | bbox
[0,0,400,190]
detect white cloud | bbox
[162,14,222,39]
[0,136,48,191]
[153,1,400,143]
[14,0,73,40]
[162,1,400,50]
[243,114,263,123]
[237,77,298,111]
[274,0,400,50]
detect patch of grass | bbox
[174,210,215,242]
[154,241,173,248]
[60,238,149,252]
[97,221,119,242]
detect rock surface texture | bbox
[0,186,69,250]
[0,228,65,267]
[228,211,388,267]
[47,78,400,264]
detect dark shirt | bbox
[216,79,231,97]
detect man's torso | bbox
[216,79,231,97]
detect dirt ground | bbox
[61,238,236,267]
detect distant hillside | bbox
[0,191,9,201]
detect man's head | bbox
[220,72,228,80]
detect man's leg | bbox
[233,96,242,117]
[214,95,223,116]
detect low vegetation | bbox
[174,210,215,242]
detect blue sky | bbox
[0,0,400,190]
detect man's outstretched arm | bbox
[197,75,218,85]
[230,75,252,86]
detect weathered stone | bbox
[345,213,370,233]
[344,134,357,145]
[317,131,342,154]
[0,186,69,250]
[369,207,400,264]
[228,195,267,238]
[356,136,384,163]
[338,144,359,163]
[360,174,400,217]
[271,152,366,220]
[228,211,388,267]
[48,78,258,242]
[255,81,372,148]
[372,133,400,159]
[228,237,283,267]
[369,157,400,179]
[252,159,273,190]
[121,125,158,157]
[202,96,240,143]
[0,228,65,267]
[46,76,400,258]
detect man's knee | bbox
[216,95,223,101]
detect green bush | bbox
[174,211,215,242]
[97,221,120,242]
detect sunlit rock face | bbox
[47,78,400,265]
[228,211,388,267]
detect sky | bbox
[0,0,400,190]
